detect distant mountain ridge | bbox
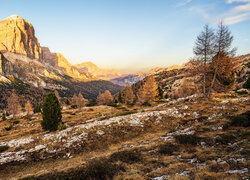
[73,61,123,80]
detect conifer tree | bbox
[137,75,158,104]
[2,111,6,121]
[7,92,22,118]
[41,92,62,131]
[25,101,33,115]
[77,92,85,108]
[122,83,135,105]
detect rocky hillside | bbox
[131,54,250,98]
[0,15,122,106]
[74,61,123,80]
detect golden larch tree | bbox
[77,92,85,108]
[25,100,33,115]
[97,90,113,105]
[137,75,158,104]
[7,92,22,117]
[122,83,135,105]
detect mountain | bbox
[110,64,185,86]
[0,15,122,108]
[73,61,123,80]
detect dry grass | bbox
[0,92,249,180]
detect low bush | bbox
[114,110,138,117]
[13,120,20,124]
[81,158,125,179]
[229,111,250,127]
[158,142,179,155]
[86,102,97,107]
[5,124,13,131]
[215,134,236,145]
[106,102,118,107]
[110,150,142,164]
[70,104,78,109]
[174,134,201,145]
[58,124,67,130]
[0,145,9,153]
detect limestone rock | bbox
[0,15,42,59]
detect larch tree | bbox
[193,24,215,96]
[25,100,33,115]
[209,21,236,94]
[77,92,85,108]
[71,93,78,105]
[97,92,106,105]
[7,92,22,118]
[137,75,158,105]
[104,90,113,104]
[97,90,113,105]
[122,83,135,105]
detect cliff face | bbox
[0,15,42,59]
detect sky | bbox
[0,0,249,73]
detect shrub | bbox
[33,104,41,114]
[0,145,9,153]
[70,104,78,109]
[81,158,124,179]
[110,150,142,164]
[86,102,97,107]
[58,124,67,130]
[229,111,250,127]
[114,110,137,117]
[215,134,236,145]
[174,134,200,145]
[2,111,6,121]
[13,120,20,124]
[243,77,250,89]
[41,92,62,131]
[142,102,151,106]
[158,143,179,155]
[5,124,13,131]
[158,86,164,99]
[65,98,70,105]
[106,102,118,107]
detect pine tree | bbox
[97,93,105,105]
[54,90,61,104]
[65,98,70,105]
[71,93,78,105]
[137,75,158,105]
[41,92,62,131]
[25,101,33,115]
[158,86,164,99]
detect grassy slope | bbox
[0,92,249,180]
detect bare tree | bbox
[193,24,215,96]
[209,21,236,94]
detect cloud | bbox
[224,12,250,24]
[177,0,192,7]
[190,0,250,25]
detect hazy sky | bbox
[0,0,249,73]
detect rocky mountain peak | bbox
[0,15,42,59]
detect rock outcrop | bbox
[0,15,42,59]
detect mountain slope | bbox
[74,61,123,80]
[0,15,122,106]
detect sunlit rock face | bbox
[0,15,42,59]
